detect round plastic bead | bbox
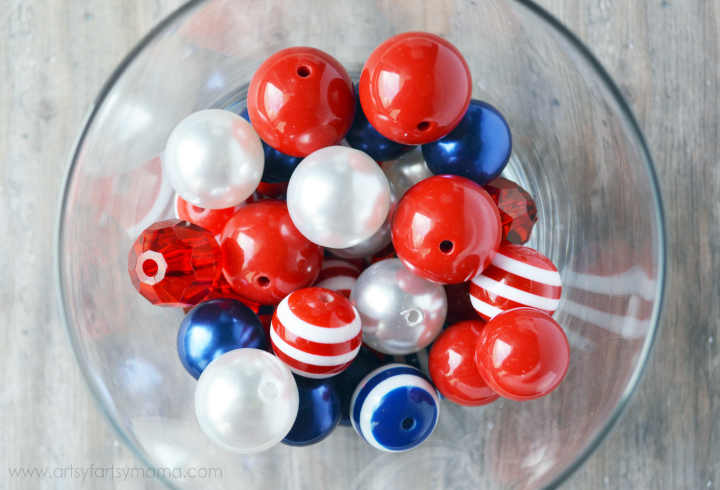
[312,259,362,298]
[483,177,538,245]
[359,32,472,145]
[282,376,341,446]
[469,244,562,321]
[247,47,355,157]
[344,86,414,161]
[256,180,289,199]
[165,109,264,209]
[350,364,440,452]
[220,200,323,305]
[174,194,245,237]
[422,100,512,186]
[392,175,502,284]
[270,287,362,378]
[333,346,385,426]
[382,147,434,198]
[240,108,303,183]
[286,146,391,248]
[351,258,447,355]
[177,298,266,379]
[429,320,498,406]
[195,348,299,453]
[475,308,570,401]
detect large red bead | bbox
[175,194,245,237]
[475,308,570,401]
[391,175,501,284]
[128,219,222,307]
[483,177,538,245]
[247,47,355,157]
[429,320,498,406]
[220,200,324,305]
[359,32,472,145]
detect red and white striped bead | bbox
[312,259,362,298]
[469,244,561,321]
[270,287,362,378]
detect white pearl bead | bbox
[287,146,391,248]
[194,349,298,453]
[165,109,264,209]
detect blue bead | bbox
[334,346,385,426]
[345,88,414,161]
[422,100,512,185]
[350,364,440,452]
[282,375,341,447]
[239,108,302,183]
[177,298,266,379]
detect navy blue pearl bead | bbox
[282,375,341,447]
[422,100,512,185]
[177,298,266,379]
[344,87,414,161]
[239,108,302,183]
[334,346,385,426]
[351,364,440,452]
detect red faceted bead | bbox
[429,320,498,406]
[483,177,538,245]
[444,282,483,324]
[128,219,222,307]
[359,32,472,145]
[175,194,245,237]
[220,199,324,305]
[392,175,502,284]
[247,47,355,157]
[475,308,570,401]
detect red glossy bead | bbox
[359,32,472,145]
[256,180,289,199]
[220,200,324,305]
[128,219,222,307]
[247,47,355,157]
[202,275,261,311]
[483,177,538,245]
[391,175,501,284]
[175,194,245,237]
[444,282,483,324]
[475,308,570,401]
[429,320,498,406]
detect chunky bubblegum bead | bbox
[392,175,502,284]
[201,275,260,312]
[282,375,341,447]
[483,177,538,245]
[240,108,303,183]
[351,364,440,452]
[312,259,362,299]
[359,32,472,145]
[271,287,362,378]
[475,308,570,401]
[174,194,245,237]
[128,219,222,307]
[333,346,385,426]
[469,244,561,321]
[429,320,498,406]
[220,200,323,305]
[247,47,355,157]
[422,100,512,186]
[256,180,289,199]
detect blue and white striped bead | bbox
[350,364,440,452]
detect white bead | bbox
[194,349,298,453]
[165,109,264,209]
[287,146,391,248]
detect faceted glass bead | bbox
[483,177,538,245]
[128,219,222,307]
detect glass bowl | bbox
[55,0,666,489]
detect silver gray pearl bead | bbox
[382,146,434,198]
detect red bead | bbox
[220,200,324,305]
[391,175,501,284]
[202,275,261,312]
[483,177,538,245]
[359,32,472,145]
[444,282,483,324]
[256,180,289,199]
[475,308,570,401]
[247,47,355,157]
[469,244,561,321]
[128,219,222,307]
[175,194,245,237]
[429,320,498,406]
[312,259,361,299]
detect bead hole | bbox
[297,65,312,78]
[439,240,454,254]
[190,204,206,214]
[257,276,271,288]
[142,259,159,277]
[416,121,431,132]
[260,382,278,401]
[401,417,416,431]
[319,292,334,304]
[403,308,423,326]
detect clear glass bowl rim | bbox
[53,1,667,488]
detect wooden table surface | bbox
[0,0,715,488]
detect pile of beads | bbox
[127,31,569,454]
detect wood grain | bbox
[0,0,717,488]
